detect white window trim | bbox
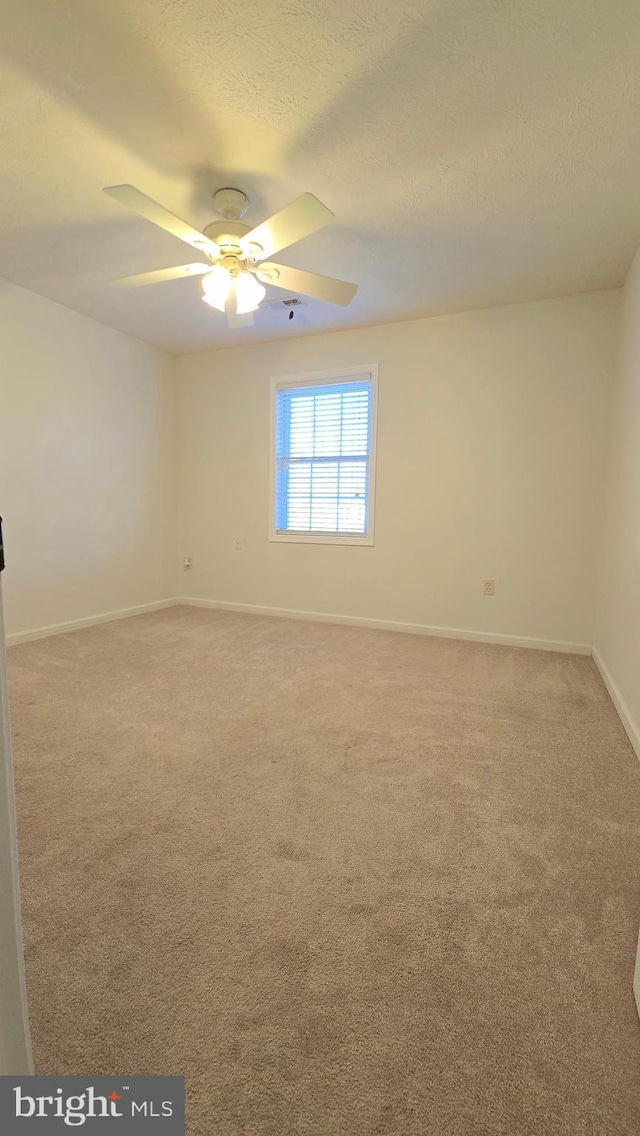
[269,364,379,546]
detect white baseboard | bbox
[6,595,592,655]
[178,596,592,655]
[6,599,179,647]
[591,648,640,760]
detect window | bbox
[271,366,378,545]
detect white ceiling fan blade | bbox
[256,262,357,306]
[240,194,334,259]
[227,312,255,329]
[222,290,254,328]
[104,185,220,257]
[110,263,211,288]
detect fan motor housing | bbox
[203,220,252,256]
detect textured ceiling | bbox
[0,0,639,353]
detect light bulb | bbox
[202,265,231,312]
[234,271,266,314]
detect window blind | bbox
[274,378,372,535]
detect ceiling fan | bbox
[103,185,358,327]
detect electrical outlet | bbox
[483,579,495,596]
[234,539,242,551]
[183,556,192,569]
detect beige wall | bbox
[0,280,625,654]
[176,291,619,650]
[595,251,640,758]
[0,280,177,639]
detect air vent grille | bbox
[266,296,307,311]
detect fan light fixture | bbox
[235,271,265,314]
[201,266,266,314]
[201,264,231,312]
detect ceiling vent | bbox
[266,296,307,311]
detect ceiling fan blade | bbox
[227,312,255,329]
[255,262,357,306]
[110,263,211,288]
[221,291,254,327]
[104,185,220,257]
[240,194,334,259]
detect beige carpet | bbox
[8,605,640,1135]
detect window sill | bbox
[269,531,375,547]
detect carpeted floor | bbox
[8,605,640,1134]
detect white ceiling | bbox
[1,0,639,354]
